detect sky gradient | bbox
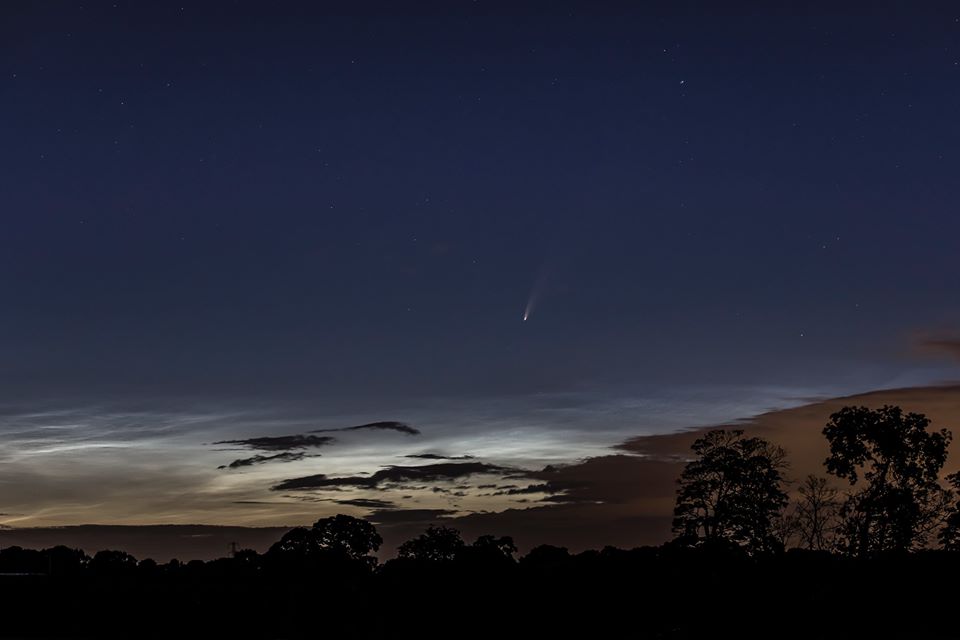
[3,2,960,543]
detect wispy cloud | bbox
[311,421,420,436]
[218,452,314,469]
[333,498,396,509]
[916,335,960,360]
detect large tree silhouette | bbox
[455,534,518,568]
[88,549,138,576]
[397,525,465,562]
[311,514,382,562]
[267,514,382,569]
[672,429,789,553]
[823,405,952,556]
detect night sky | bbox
[3,2,960,541]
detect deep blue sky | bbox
[3,2,960,528]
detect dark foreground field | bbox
[3,544,960,639]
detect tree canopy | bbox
[397,525,465,562]
[672,429,789,553]
[311,514,383,560]
[267,514,382,569]
[823,405,953,555]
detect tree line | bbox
[672,404,960,555]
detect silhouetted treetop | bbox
[267,515,382,570]
[672,429,789,554]
[89,549,138,576]
[472,534,517,559]
[397,525,464,562]
[823,405,951,486]
[823,405,953,555]
[454,534,518,567]
[311,514,383,559]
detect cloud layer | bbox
[213,421,421,469]
[1,383,904,541]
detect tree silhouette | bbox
[471,534,517,559]
[43,545,89,576]
[793,475,840,551]
[89,549,138,576]
[672,429,789,553]
[267,515,382,570]
[519,544,570,570]
[823,405,952,556]
[312,514,383,563]
[455,534,518,567]
[770,506,799,550]
[397,525,465,562]
[940,471,960,551]
[0,546,45,573]
[268,526,323,558]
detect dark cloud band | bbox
[218,452,312,469]
[404,453,475,460]
[311,421,420,436]
[272,462,521,491]
[213,435,335,451]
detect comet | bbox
[523,264,549,322]
[523,286,539,322]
